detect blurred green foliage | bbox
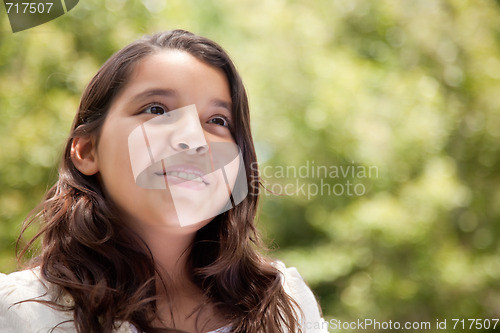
[1,0,499,331]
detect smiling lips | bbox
[165,170,204,182]
[154,164,210,189]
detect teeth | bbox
[165,171,204,182]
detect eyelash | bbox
[141,102,169,115]
[208,115,231,128]
[140,102,232,128]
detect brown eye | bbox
[208,116,229,127]
[143,104,169,116]
[149,106,165,115]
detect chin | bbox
[149,214,215,231]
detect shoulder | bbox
[0,269,135,333]
[0,268,49,306]
[0,268,73,332]
[273,261,330,333]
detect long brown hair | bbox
[18,30,302,332]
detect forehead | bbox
[121,50,231,100]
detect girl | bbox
[0,30,325,333]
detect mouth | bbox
[154,164,210,186]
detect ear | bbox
[71,135,99,176]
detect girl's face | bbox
[92,50,242,232]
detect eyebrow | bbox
[131,89,178,102]
[211,99,232,114]
[131,88,232,114]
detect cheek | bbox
[97,124,136,195]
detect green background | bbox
[1,0,499,331]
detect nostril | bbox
[178,143,189,150]
[196,146,208,154]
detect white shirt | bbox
[0,262,328,332]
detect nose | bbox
[169,107,208,154]
[175,142,208,154]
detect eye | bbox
[208,115,230,127]
[142,103,169,116]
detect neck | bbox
[137,225,217,330]
[129,222,228,331]
[136,225,198,288]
